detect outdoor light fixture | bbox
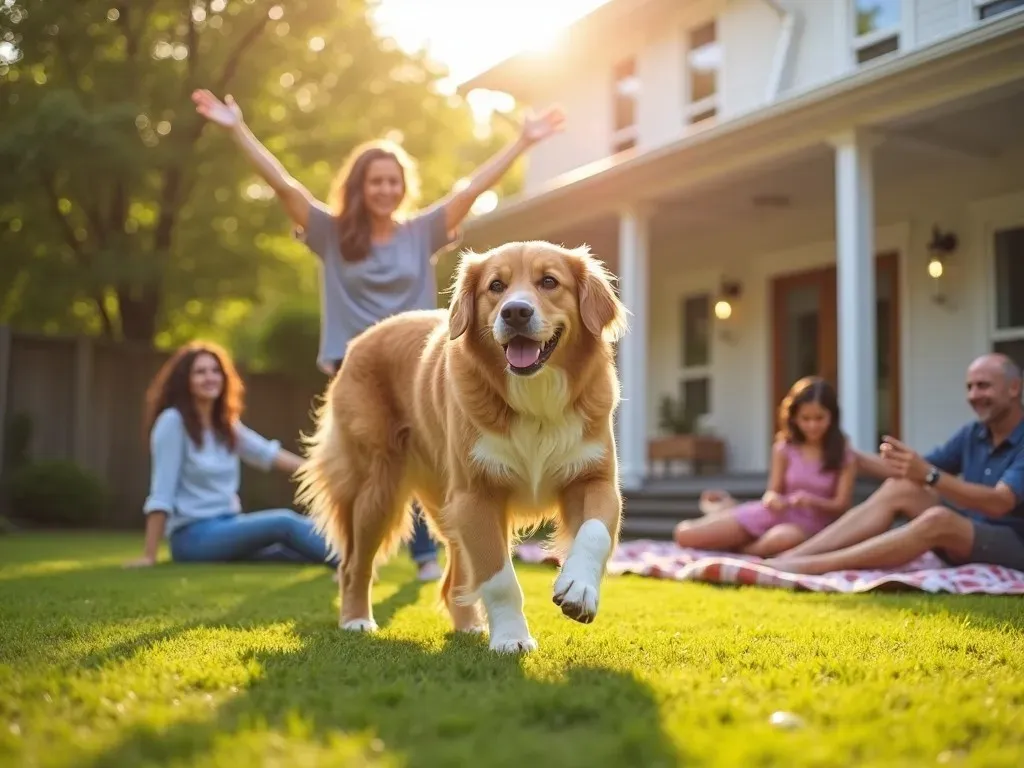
[715,278,742,341]
[926,225,957,305]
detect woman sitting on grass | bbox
[673,376,857,556]
[125,340,338,571]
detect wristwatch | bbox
[925,466,940,486]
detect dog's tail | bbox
[295,393,353,565]
[295,378,415,572]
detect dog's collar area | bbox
[503,326,563,376]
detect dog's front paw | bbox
[339,617,378,632]
[552,572,599,623]
[457,624,487,635]
[489,633,538,654]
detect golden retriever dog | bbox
[295,240,628,653]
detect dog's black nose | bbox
[500,300,535,329]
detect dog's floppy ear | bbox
[572,246,629,343]
[447,251,480,340]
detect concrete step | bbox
[620,476,883,541]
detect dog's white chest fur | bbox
[470,368,605,502]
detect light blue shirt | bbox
[142,408,282,536]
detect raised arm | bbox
[880,432,1020,517]
[435,105,565,234]
[192,89,315,230]
[853,448,900,480]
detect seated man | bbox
[767,353,1024,574]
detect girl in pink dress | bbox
[673,376,857,557]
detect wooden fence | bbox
[0,326,327,528]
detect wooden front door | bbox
[771,252,901,443]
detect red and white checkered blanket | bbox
[513,539,1024,595]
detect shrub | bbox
[253,301,321,376]
[3,411,33,474]
[3,460,108,528]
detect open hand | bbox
[880,435,929,483]
[192,89,243,129]
[520,105,566,145]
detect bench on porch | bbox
[647,434,727,476]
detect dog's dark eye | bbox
[540,275,558,290]
[488,279,505,293]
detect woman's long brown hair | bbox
[143,340,244,450]
[327,139,420,263]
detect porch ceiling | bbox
[646,80,1024,245]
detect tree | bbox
[0,0,521,345]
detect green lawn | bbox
[1,533,1023,768]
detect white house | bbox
[455,0,1024,490]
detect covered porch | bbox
[461,19,1024,494]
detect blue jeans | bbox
[409,501,438,564]
[170,510,340,568]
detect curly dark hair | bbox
[143,340,244,451]
[776,375,847,471]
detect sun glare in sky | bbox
[371,0,611,88]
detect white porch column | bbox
[831,128,878,452]
[617,205,651,491]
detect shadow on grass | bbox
[78,578,679,768]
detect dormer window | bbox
[852,0,901,64]
[975,0,1024,20]
[684,20,720,125]
[611,57,639,154]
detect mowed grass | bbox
[1,534,1023,768]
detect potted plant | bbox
[647,395,725,474]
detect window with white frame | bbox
[611,57,639,154]
[991,225,1024,370]
[852,0,901,64]
[679,294,711,419]
[684,21,720,125]
[974,0,1024,20]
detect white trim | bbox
[831,127,879,452]
[617,205,652,489]
[684,95,718,123]
[891,221,913,442]
[978,194,1024,343]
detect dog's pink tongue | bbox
[505,337,542,368]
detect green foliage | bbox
[232,298,321,378]
[0,0,521,346]
[3,459,109,527]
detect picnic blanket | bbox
[513,539,1024,595]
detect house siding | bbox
[645,164,1024,472]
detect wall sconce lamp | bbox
[714,278,742,342]
[926,225,957,305]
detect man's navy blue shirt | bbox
[924,417,1024,538]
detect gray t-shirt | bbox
[296,201,458,372]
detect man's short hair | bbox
[1001,356,1023,385]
